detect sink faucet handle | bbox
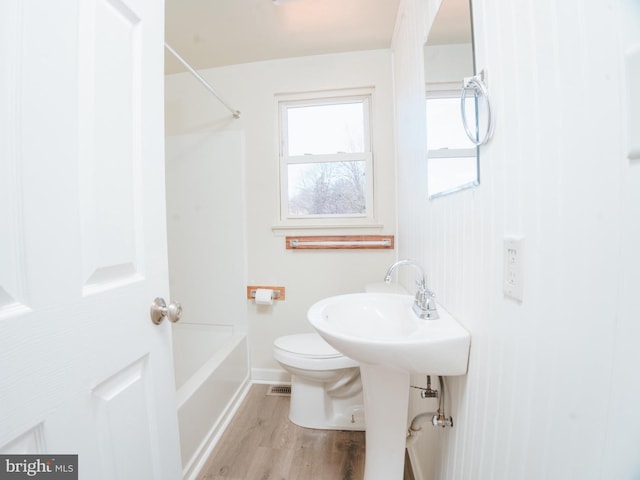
[414,287,439,320]
[416,287,434,304]
[384,259,439,319]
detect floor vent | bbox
[267,384,291,396]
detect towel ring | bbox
[461,74,494,146]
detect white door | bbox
[0,1,182,479]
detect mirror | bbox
[424,0,478,198]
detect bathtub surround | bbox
[165,131,250,477]
[393,0,640,479]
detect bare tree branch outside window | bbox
[288,161,366,215]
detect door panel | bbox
[79,0,143,294]
[0,0,182,478]
[93,357,157,480]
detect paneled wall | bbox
[393,0,640,478]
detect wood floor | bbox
[196,384,415,480]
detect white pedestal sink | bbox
[308,293,470,480]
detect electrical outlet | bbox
[503,236,524,301]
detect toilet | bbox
[273,333,365,431]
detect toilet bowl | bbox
[273,333,365,431]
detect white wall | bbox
[165,50,397,379]
[393,0,640,479]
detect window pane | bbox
[426,97,476,150]
[287,161,366,216]
[428,156,478,196]
[287,102,365,156]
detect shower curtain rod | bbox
[164,42,241,119]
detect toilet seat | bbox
[275,333,342,358]
[274,333,358,370]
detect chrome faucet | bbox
[384,259,439,320]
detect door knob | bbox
[150,297,182,325]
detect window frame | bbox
[426,85,480,199]
[277,90,375,227]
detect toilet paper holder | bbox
[246,286,285,301]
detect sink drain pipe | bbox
[407,376,453,446]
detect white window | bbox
[426,89,479,198]
[278,91,374,225]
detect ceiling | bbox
[164,0,472,75]
[164,0,402,74]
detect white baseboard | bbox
[251,367,290,384]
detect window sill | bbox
[271,222,386,236]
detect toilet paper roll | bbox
[254,288,274,305]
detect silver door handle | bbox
[150,297,182,325]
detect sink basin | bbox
[307,292,471,480]
[308,292,470,375]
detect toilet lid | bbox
[274,333,344,359]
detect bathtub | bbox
[172,323,250,479]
